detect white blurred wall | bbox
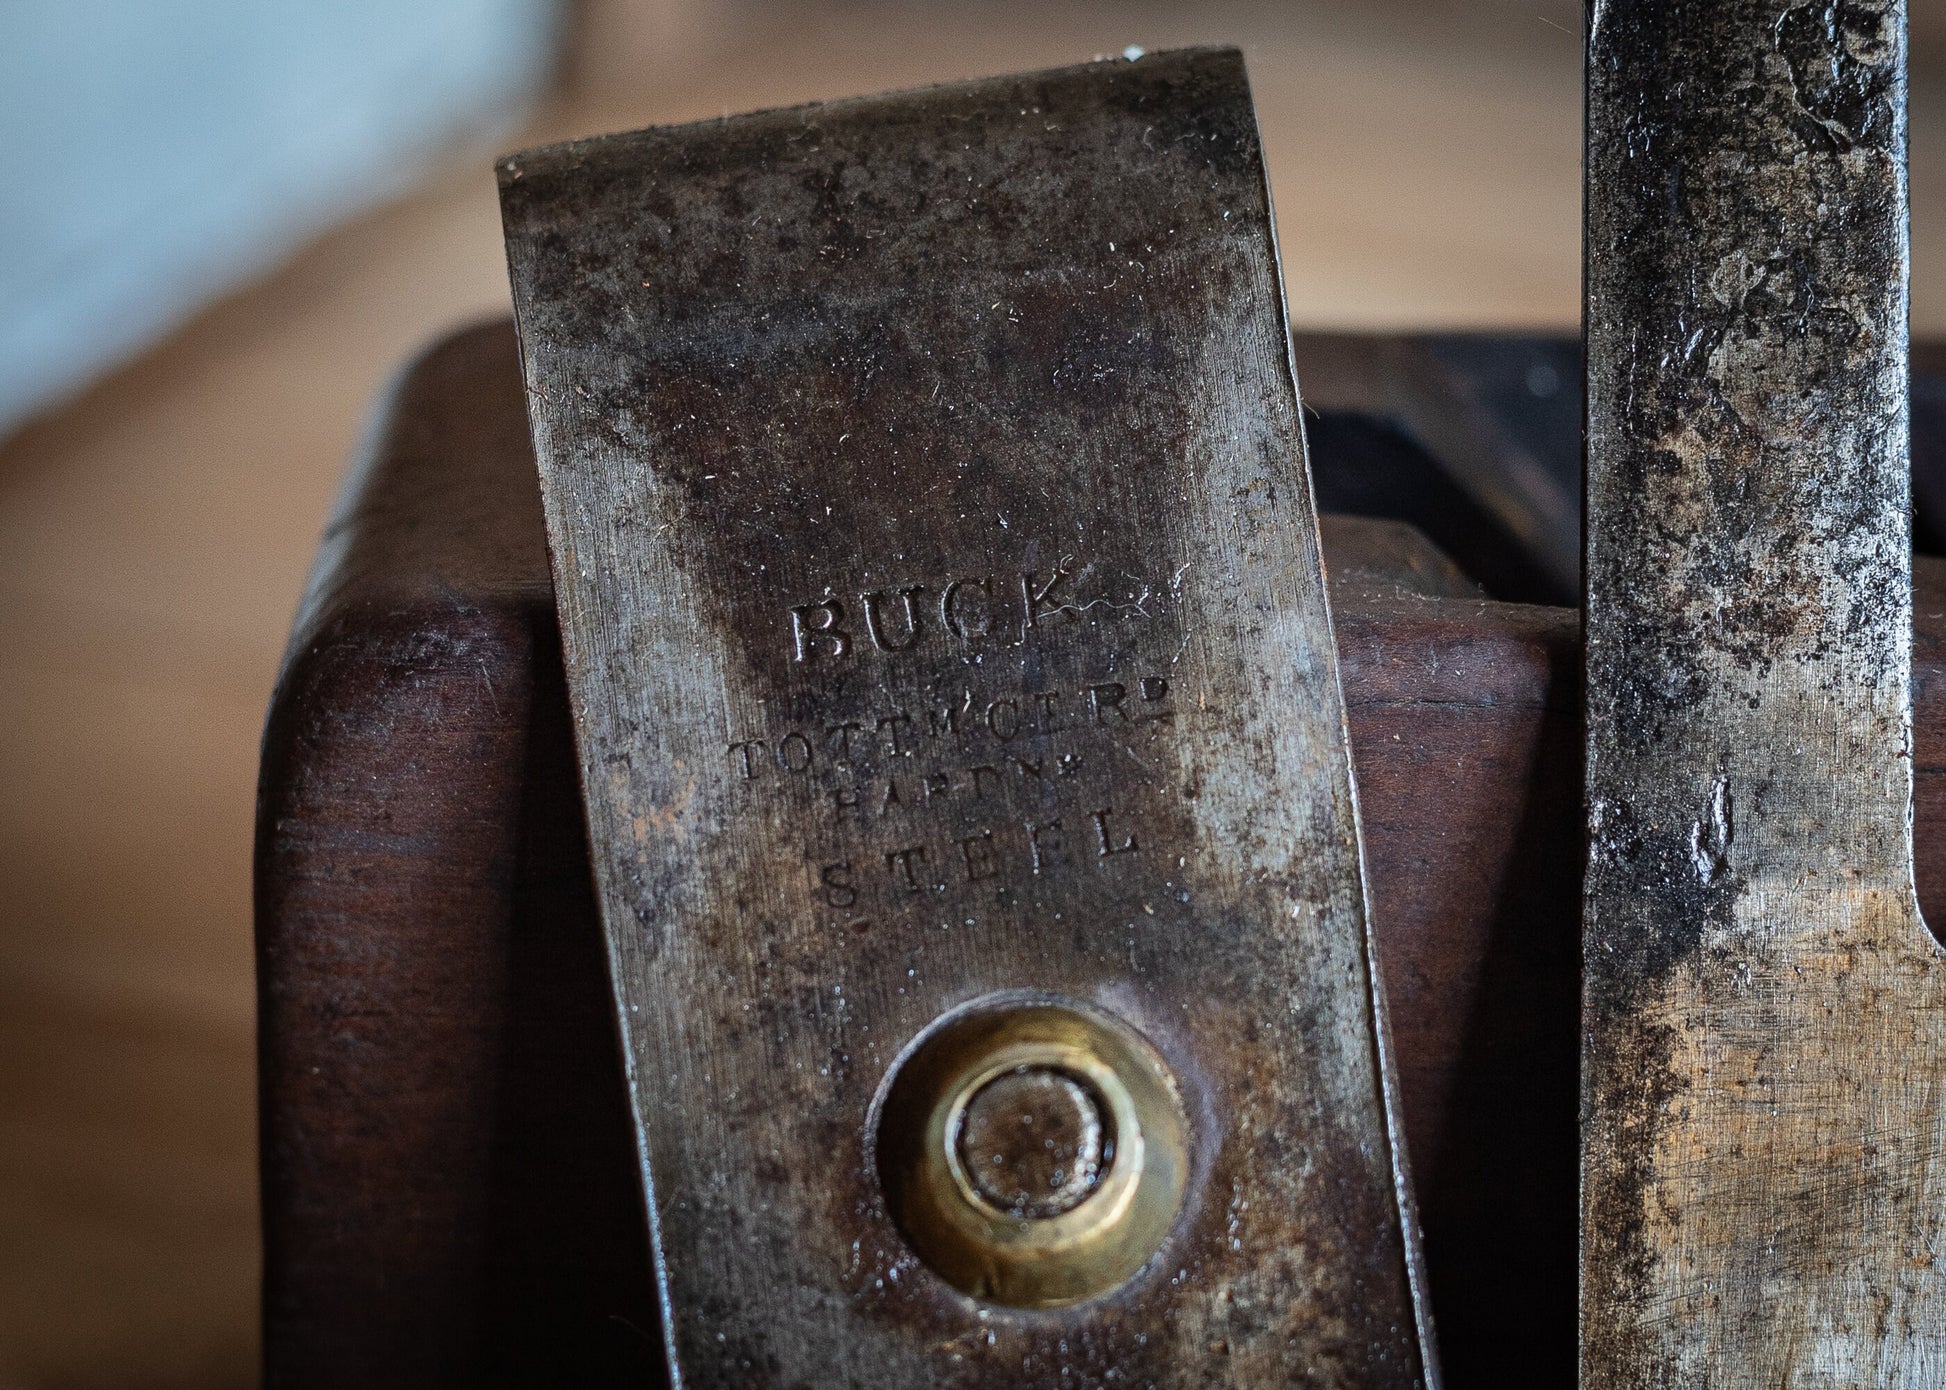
[0,0,563,436]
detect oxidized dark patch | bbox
[1583,1,1945,1384]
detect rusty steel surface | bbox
[1582,0,1946,1383]
[499,48,1435,1387]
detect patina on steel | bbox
[500,47,1436,1387]
[1583,0,1946,1382]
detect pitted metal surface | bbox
[1582,1,1946,1383]
[501,49,1433,1387]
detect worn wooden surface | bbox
[499,49,1433,1387]
[1582,0,1946,1383]
[255,327,663,1387]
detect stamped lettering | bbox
[786,559,1160,663]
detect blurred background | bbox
[2,0,1944,1384]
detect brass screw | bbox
[955,1065,1108,1219]
[875,996,1189,1308]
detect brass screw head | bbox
[955,1065,1108,1219]
[875,996,1190,1308]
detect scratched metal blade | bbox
[500,48,1435,1388]
[1582,2,1946,1382]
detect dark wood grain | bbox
[256,323,660,1388]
